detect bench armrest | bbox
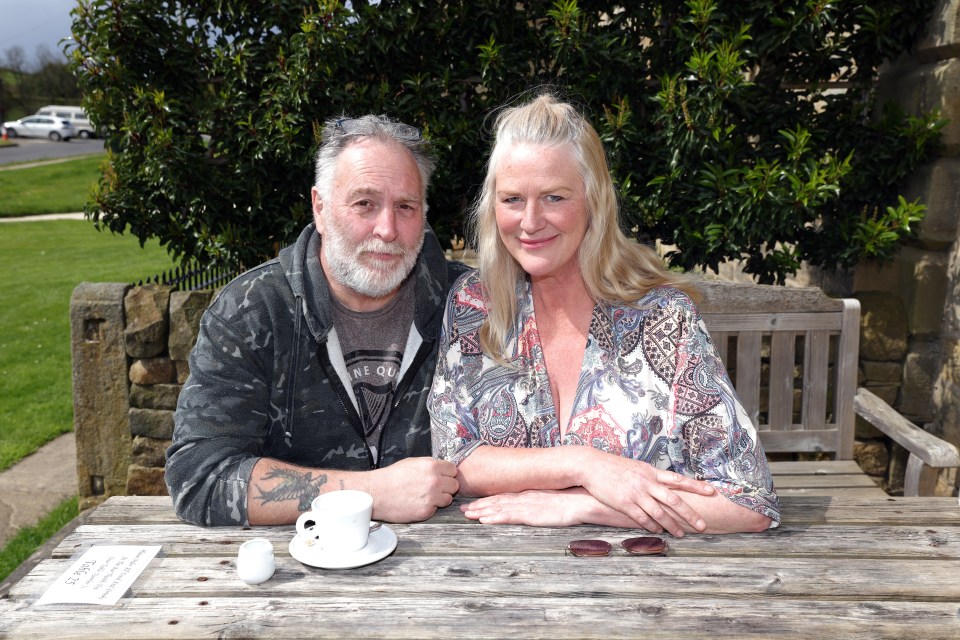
[854,387,960,496]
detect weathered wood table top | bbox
[1,495,958,639]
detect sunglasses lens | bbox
[621,536,667,555]
[567,539,612,557]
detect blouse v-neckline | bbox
[521,278,601,441]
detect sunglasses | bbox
[567,536,668,557]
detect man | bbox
[165,115,467,526]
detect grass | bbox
[0,156,177,586]
[0,220,178,472]
[0,497,78,583]
[0,155,105,216]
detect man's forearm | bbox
[248,456,459,525]
[247,458,357,525]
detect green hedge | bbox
[69,0,942,283]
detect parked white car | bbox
[2,116,77,141]
[35,105,97,138]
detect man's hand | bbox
[247,456,458,525]
[366,457,459,523]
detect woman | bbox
[428,93,780,536]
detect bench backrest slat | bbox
[697,281,860,460]
[802,329,830,432]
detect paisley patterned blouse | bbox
[428,271,781,523]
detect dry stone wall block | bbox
[169,290,212,361]
[132,436,172,468]
[129,408,175,439]
[126,464,168,496]
[129,357,176,385]
[129,383,182,410]
[856,292,908,361]
[853,439,890,477]
[124,285,172,358]
[175,360,191,384]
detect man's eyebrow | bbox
[345,187,422,203]
[345,187,380,199]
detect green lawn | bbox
[0,220,177,472]
[0,497,78,583]
[0,155,104,216]
[0,155,178,585]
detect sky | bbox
[0,0,77,68]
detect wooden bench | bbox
[697,280,960,498]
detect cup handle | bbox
[296,511,318,538]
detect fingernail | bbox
[696,519,706,530]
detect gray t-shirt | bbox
[330,277,415,463]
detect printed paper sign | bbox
[36,545,161,606]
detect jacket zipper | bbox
[376,339,434,460]
[315,342,374,467]
[282,302,304,440]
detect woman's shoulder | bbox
[449,269,487,310]
[442,270,490,340]
[633,284,700,315]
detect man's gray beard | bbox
[322,224,424,300]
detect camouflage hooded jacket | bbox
[165,223,468,526]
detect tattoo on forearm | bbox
[255,468,328,511]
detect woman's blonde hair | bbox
[470,92,695,359]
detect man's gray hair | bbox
[314,115,436,210]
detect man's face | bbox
[312,139,426,311]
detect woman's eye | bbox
[502,196,521,204]
[545,195,564,203]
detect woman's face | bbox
[494,143,588,284]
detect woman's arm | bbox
[460,462,772,535]
[461,488,639,527]
[656,490,773,534]
[456,444,716,536]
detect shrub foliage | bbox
[69,0,943,283]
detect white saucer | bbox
[289,525,397,569]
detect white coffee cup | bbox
[295,489,374,553]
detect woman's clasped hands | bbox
[461,452,715,537]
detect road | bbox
[0,137,105,166]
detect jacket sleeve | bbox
[165,293,276,527]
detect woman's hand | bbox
[455,445,716,535]
[575,448,716,537]
[461,488,639,527]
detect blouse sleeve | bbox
[428,272,487,465]
[671,294,782,525]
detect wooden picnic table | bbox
[1,494,958,639]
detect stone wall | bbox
[861,0,960,496]
[71,283,211,511]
